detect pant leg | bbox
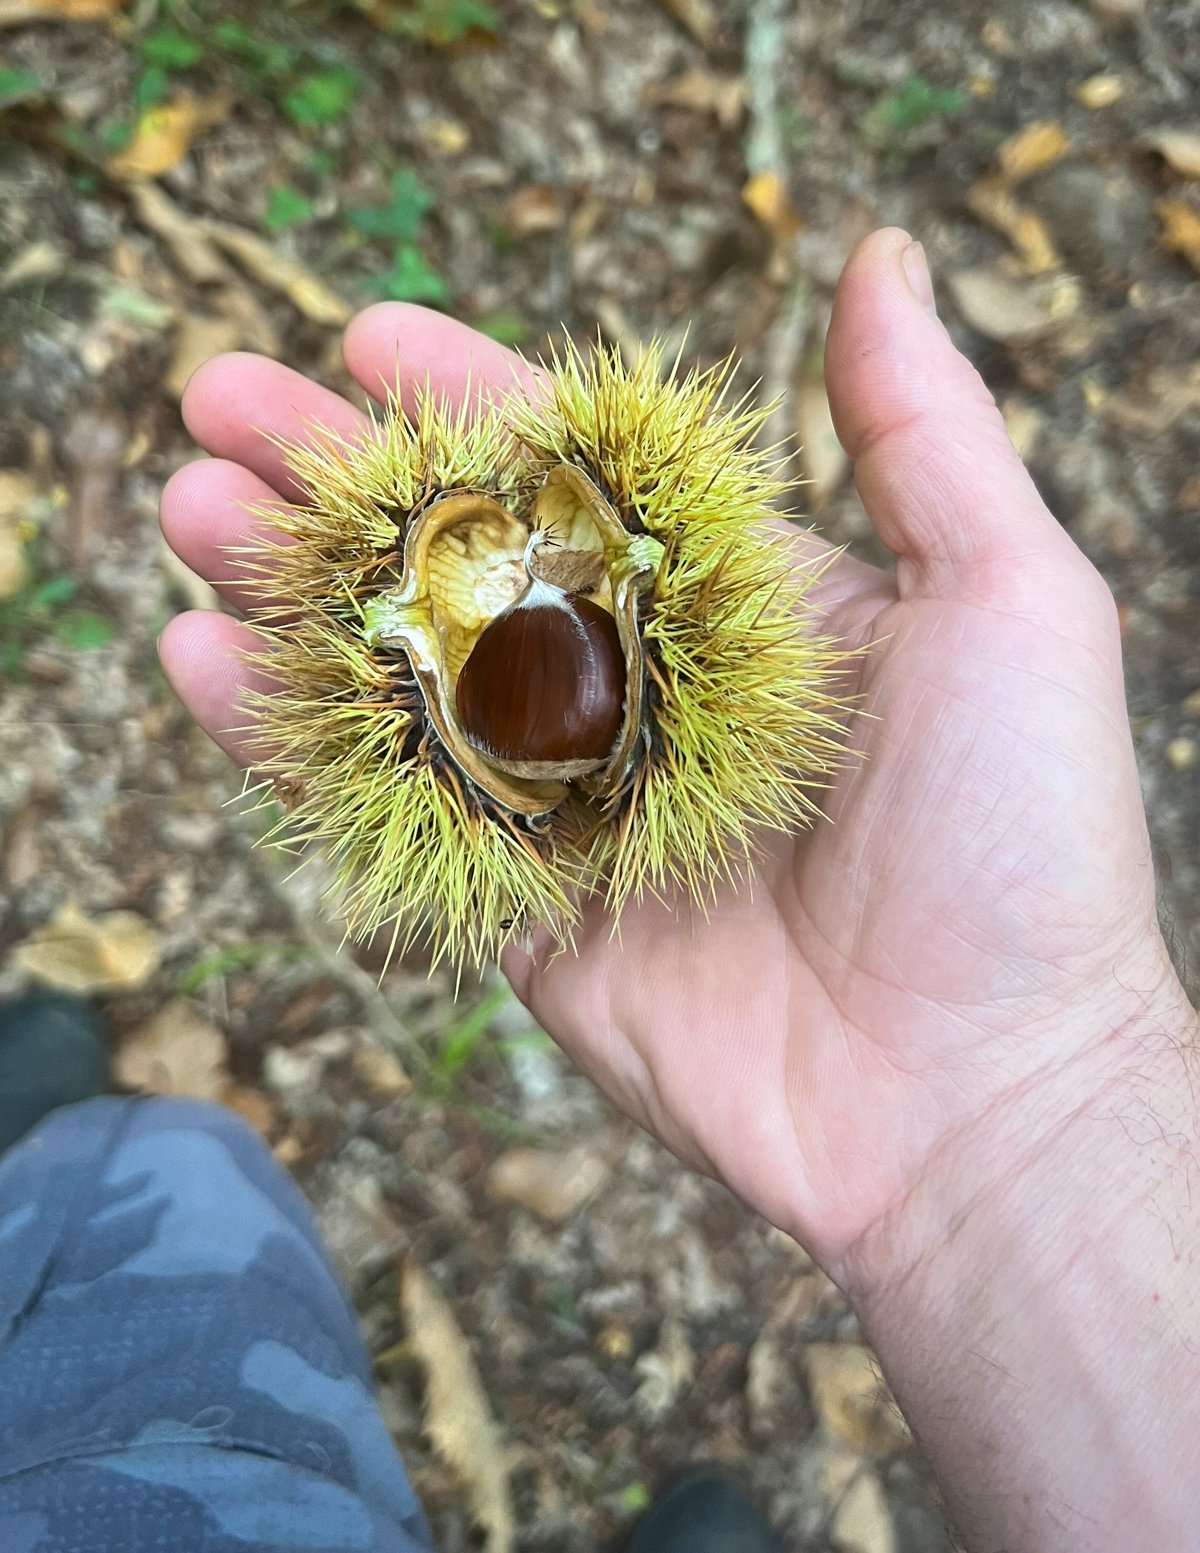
[0,1096,432,1553]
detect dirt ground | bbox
[1,1,1198,1549]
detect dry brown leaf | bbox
[503,184,563,239]
[1157,199,1200,271]
[796,376,849,509]
[0,0,124,20]
[742,170,802,245]
[165,313,242,401]
[203,222,351,326]
[1,241,65,290]
[401,1263,513,1553]
[1074,72,1124,108]
[352,1043,411,1096]
[1142,128,1200,181]
[805,1344,910,1455]
[634,1315,694,1420]
[645,68,746,130]
[967,176,1061,273]
[996,121,1072,185]
[1001,398,1045,461]
[108,94,232,182]
[128,183,230,284]
[947,264,1077,341]
[487,1144,608,1221]
[831,1471,896,1553]
[14,901,161,994]
[418,117,470,156]
[0,469,36,600]
[115,1001,229,1100]
[658,0,716,45]
[222,1081,278,1136]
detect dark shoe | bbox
[0,992,110,1153]
[624,1469,784,1553]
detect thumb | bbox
[825,228,1094,609]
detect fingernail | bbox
[902,241,937,316]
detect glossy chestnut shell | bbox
[455,590,626,765]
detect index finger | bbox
[342,303,542,413]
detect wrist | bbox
[838,971,1200,1551]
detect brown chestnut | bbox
[455,570,625,767]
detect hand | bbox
[160,228,1194,1286]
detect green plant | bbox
[0,67,43,102]
[347,169,449,304]
[431,985,510,1082]
[265,184,316,232]
[862,73,966,147]
[379,0,500,46]
[474,309,530,348]
[0,568,115,677]
[283,65,360,127]
[176,941,307,996]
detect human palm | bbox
[161,229,1174,1276]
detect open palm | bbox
[161,229,1178,1277]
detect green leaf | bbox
[177,941,305,996]
[372,244,449,305]
[862,74,966,144]
[345,168,435,242]
[211,22,298,78]
[28,575,78,610]
[264,183,315,232]
[435,986,509,1079]
[389,0,501,45]
[283,66,360,127]
[0,67,43,101]
[621,1483,652,1515]
[52,610,114,649]
[138,28,204,70]
[309,147,338,178]
[134,63,170,113]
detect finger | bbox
[343,303,541,413]
[182,353,369,500]
[160,460,296,616]
[159,611,271,767]
[825,227,1085,602]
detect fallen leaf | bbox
[645,68,746,130]
[1074,72,1124,108]
[0,0,124,19]
[14,901,161,993]
[967,176,1061,272]
[503,184,563,239]
[830,1470,896,1553]
[1,241,65,290]
[116,1001,229,1100]
[805,1343,910,1455]
[742,170,802,245]
[222,1081,278,1136]
[352,1043,412,1096]
[1157,199,1200,272]
[1001,397,1045,461]
[1142,128,1200,181]
[996,120,1072,185]
[165,313,242,400]
[401,1263,514,1553]
[419,117,470,155]
[128,182,230,284]
[634,1315,694,1420]
[1167,736,1197,771]
[947,264,1077,341]
[658,0,716,45]
[108,93,232,182]
[797,376,849,509]
[746,1323,787,1430]
[487,1144,608,1221]
[0,469,36,599]
[203,222,351,326]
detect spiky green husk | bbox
[238,341,850,968]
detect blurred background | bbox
[0,0,1197,1548]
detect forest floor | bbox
[1,1,1198,1549]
